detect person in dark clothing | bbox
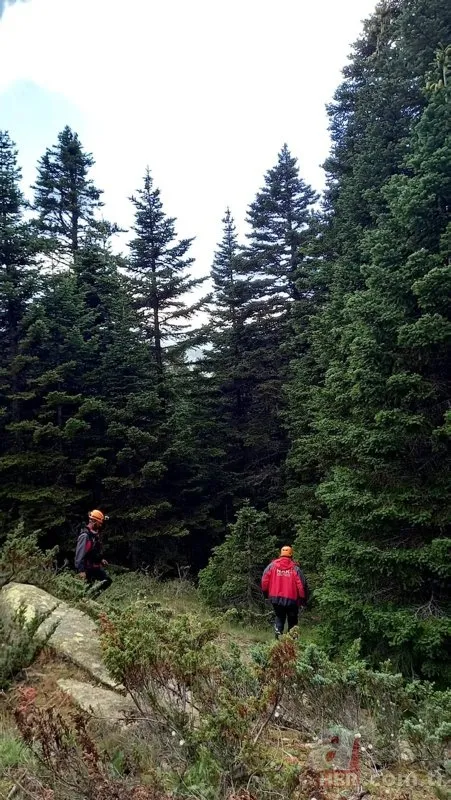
[261,546,308,637]
[75,509,112,595]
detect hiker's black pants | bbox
[272,603,298,635]
[85,567,112,594]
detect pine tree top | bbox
[0,131,23,220]
[33,126,103,256]
[129,168,195,276]
[128,169,205,369]
[246,144,318,243]
[211,208,244,304]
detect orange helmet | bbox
[280,546,293,558]
[89,509,105,525]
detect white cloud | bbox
[0,0,377,275]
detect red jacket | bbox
[261,557,308,607]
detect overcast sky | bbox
[0,0,376,276]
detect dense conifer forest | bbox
[1,0,450,679]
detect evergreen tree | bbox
[235,146,317,504]
[0,132,39,534]
[205,153,317,511]
[246,143,318,304]
[211,207,245,331]
[1,269,90,533]
[324,0,451,285]
[0,132,37,414]
[161,360,227,570]
[124,169,218,563]
[280,222,331,575]
[203,209,250,509]
[286,0,451,574]
[198,502,277,611]
[33,126,103,259]
[98,306,173,568]
[128,169,204,373]
[312,70,451,680]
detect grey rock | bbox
[57,679,136,726]
[0,582,119,689]
[399,740,416,764]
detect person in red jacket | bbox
[261,546,308,637]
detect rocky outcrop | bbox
[0,582,118,689]
[57,679,136,726]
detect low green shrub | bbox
[0,606,53,690]
[101,600,451,798]
[100,600,300,799]
[0,728,32,771]
[51,569,92,604]
[0,522,57,590]
[253,638,451,770]
[198,502,277,614]
[401,682,451,767]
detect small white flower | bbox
[171,731,176,737]
[360,746,367,752]
[367,744,373,751]
[179,739,186,747]
[355,733,362,739]
[274,711,280,718]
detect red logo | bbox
[309,727,361,788]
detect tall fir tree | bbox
[0,132,39,534]
[324,0,451,286]
[203,208,251,509]
[278,215,331,570]
[33,126,103,260]
[246,143,318,305]
[124,169,217,562]
[128,169,204,372]
[198,501,278,611]
[310,65,451,681]
[1,269,90,533]
[286,0,451,576]
[235,145,317,505]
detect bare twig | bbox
[251,694,280,747]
